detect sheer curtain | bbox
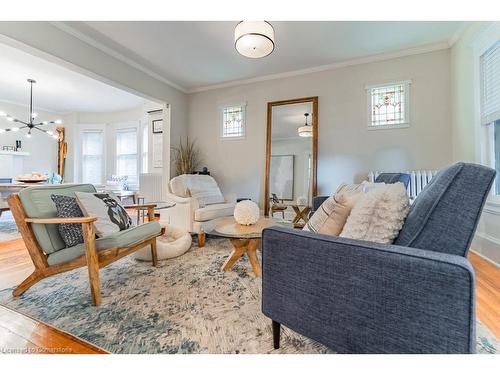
[82,131,104,184]
[116,128,138,186]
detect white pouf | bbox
[134,225,192,261]
[234,200,260,225]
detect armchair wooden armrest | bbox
[25,217,97,224]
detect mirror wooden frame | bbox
[264,96,318,217]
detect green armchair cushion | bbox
[19,184,97,254]
[46,221,162,266]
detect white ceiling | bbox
[62,21,465,92]
[272,102,313,140]
[0,42,149,113]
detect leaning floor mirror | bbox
[264,97,318,227]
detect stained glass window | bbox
[369,82,410,128]
[222,105,245,138]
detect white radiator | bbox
[367,170,437,199]
[139,173,164,202]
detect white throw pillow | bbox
[339,183,410,244]
[75,192,133,237]
[187,175,225,206]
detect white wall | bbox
[451,22,500,264]
[188,49,452,206]
[0,21,188,185]
[0,100,59,177]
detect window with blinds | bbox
[82,131,104,184]
[481,40,500,126]
[141,123,148,173]
[116,128,138,186]
[481,40,500,195]
[221,105,245,138]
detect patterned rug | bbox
[0,238,497,354]
[0,211,20,242]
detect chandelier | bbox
[0,79,61,139]
[234,21,275,58]
[298,113,313,137]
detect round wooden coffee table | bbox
[213,217,277,277]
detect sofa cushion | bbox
[75,192,133,237]
[47,221,161,265]
[194,202,235,222]
[340,183,410,244]
[375,173,411,189]
[18,184,97,254]
[395,162,496,257]
[51,194,85,248]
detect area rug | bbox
[0,211,20,242]
[0,238,497,354]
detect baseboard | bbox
[471,232,500,267]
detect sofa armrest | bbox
[165,193,199,207]
[25,217,97,224]
[261,226,475,354]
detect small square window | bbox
[221,104,245,139]
[366,81,411,130]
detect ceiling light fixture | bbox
[298,113,313,138]
[0,79,62,139]
[235,21,275,59]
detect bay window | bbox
[82,130,104,184]
[116,128,138,187]
[480,40,500,196]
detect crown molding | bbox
[45,22,454,96]
[49,21,188,94]
[447,22,471,47]
[187,41,450,93]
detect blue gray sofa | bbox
[262,162,495,353]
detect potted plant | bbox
[171,137,201,175]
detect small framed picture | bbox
[152,119,163,134]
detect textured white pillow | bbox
[187,175,225,206]
[339,183,410,244]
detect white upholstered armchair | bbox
[165,174,236,246]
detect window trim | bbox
[473,22,500,206]
[365,80,411,130]
[219,102,247,140]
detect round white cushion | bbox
[134,225,192,261]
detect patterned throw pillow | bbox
[51,194,84,248]
[75,192,133,237]
[303,183,365,235]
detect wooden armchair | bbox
[8,184,164,306]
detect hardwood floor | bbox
[0,237,498,353]
[469,252,500,337]
[0,304,107,354]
